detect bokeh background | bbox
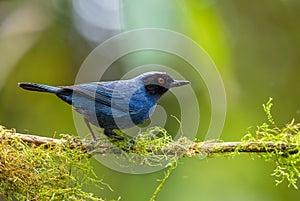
[1,0,300,200]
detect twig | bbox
[150,162,176,201]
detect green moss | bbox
[240,98,300,188]
[111,127,180,167]
[0,126,108,201]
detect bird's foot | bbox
[104,129,127,141]
[107,136,135,151]
[103,129,137,151]
[121,137,135,151]
[128,138,135,145]
[84,139,100,152]
[108,134,125,140]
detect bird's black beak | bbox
[169,80,190,88]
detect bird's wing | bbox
[62,82,132,113]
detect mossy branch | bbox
[2,125,299,200]
[1,98,300,200]
[0,127,296,157]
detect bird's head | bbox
[138,71,190,96]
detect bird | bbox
[19,71,190,141]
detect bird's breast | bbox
[128,90,160,124]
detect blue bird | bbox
[19,72,190,141]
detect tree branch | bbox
[1,122,300,191]
[0,128,296,157]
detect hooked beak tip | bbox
[169,80,190,88]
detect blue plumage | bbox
[19,71,190,140]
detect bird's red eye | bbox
[157,77,165,85]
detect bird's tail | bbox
[18,82,60,94]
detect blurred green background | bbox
[1,0,300,200]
